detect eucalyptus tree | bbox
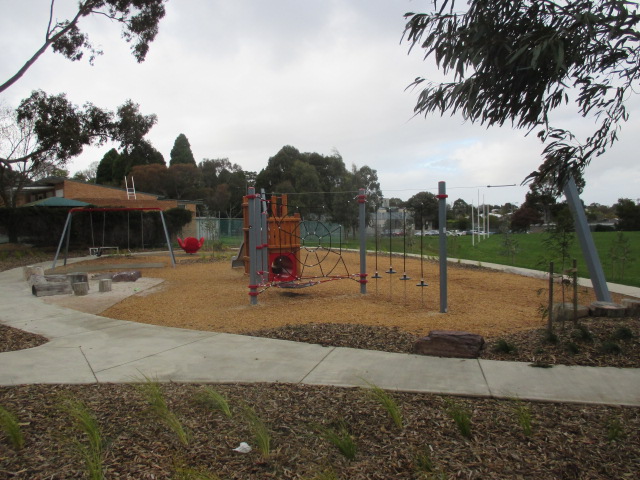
[404,0,640,193]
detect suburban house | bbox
[7,177,199,237]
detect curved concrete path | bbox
[0,261,639,407]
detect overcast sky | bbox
[1,0,638,207]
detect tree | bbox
[0,92,156,200]
[129,164,169,196]
[403,0,640,193]
[510,205,543,232]
[96,148,119,185]
[614,198,640,231]
[169,134,196,166]
[406,192,438,230]
[1,0,166,94]
[72,161,99,183]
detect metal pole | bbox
[437,181,448,313]
[159,211,176,268]
[572,258,578,325]
[52,212,73,270]
[471,202,475,247]
[563,176,612,302]
[260,189,269,286]
[247,187,259,305]
[548,261,554,332]
[358,188,367,294]
[63,212,73,266]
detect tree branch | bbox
[0,3,89,94]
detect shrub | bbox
[600,341,622,354]
[611,326,634,341]
[493,339,517,354]
[571,324,594,342]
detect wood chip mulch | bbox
[0,325,48,353]
[1,383,639,479]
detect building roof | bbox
[20,197,92,208]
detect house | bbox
[6,177,199,237]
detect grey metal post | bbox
[52,211,73,270]
[158,211,176,268]
[247,187,259,305]
[358,188,367,294]
[437,181,448,313]
[563,176,612,302]
[63,212,73,266]
[260,189,269,286]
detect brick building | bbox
[8,177,199,237]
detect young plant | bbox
[363,381,403,430]
[195,386,232,418]
[173,464,222,480]
[607,417,624,442]
[492,339,517,354]
[513,401,533,437]
[413,446,435,473]
[135,375,190,446]
[307,467,339,480]
[443,399,472,438]
[611,326,634,341]
[315,421,357,460]
[62,399,104,480]
[0,405,25,450]
[242,405,271,459]
[600,341,622,354]
[571,324,593,342]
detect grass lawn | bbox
[340,231,640,288]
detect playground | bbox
[46,250,620,339]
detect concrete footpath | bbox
[0,261,639,407]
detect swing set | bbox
[52,207,176,269]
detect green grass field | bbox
[357,231,640,288]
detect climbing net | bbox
[265,216,360,290]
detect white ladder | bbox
[125,176,136,200]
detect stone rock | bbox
[413,330,485,359]
[589,301,627,318]
[111,271,142,282]
[621,298,640,316]
[552,302,590,322]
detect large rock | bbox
[111,271,142,282]
[621,298,640,316]
[589,301,626,318]
[553,302,590,322]
[413,330,485,359]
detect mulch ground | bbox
[1,247,639,479]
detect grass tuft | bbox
[513,401,533,437]
[362,381,403,430]
[61,399,104,480]
[315,420,357,460]
[493,338,517,354]
[606,417,624,442]
[307,467,339,480]
[242,405,271,459]
[0,404,25,450]
[173,464,221,480]
[611,326,634,341]
[443,399,472,438]
[600,341,622,354]
[135,375,190,446]
[195,386,232,418]
[564,341,580,355]
[571,324,594,342]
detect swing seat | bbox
[89,246,119,256]
[177,237,205,254]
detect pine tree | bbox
[169,134,196,166]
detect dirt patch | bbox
[50,252,626,338]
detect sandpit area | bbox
[45,251,622,338]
